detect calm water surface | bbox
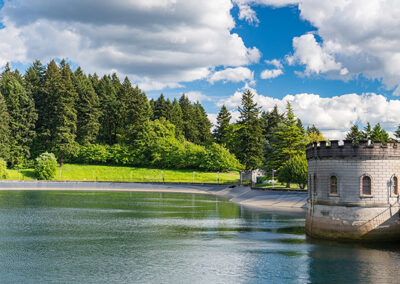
[0,190,398,283]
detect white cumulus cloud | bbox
[287,33,348,76]
[260,68,283,79]
[0,0,260,90]
[208,67,254,84]
[185,91,212,103]
[236,0,400,94]
[233,0,300,23]
[218,87,400,140]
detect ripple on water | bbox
[0,190,398,283]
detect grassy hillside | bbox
[6,164,240,184]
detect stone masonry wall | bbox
[308,159,400,206]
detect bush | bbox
[76,144,110,164]
[278,155,307,189]
[180,142,206,169]
[109,144,135,165]
[203,143,244,171]
[0,158,8,179]
[34,152,57,180]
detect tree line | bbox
[0,60,232,170]
[0,59,325,180]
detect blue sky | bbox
[0,0,399,139]
[166,4,387,114]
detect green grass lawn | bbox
[254,182,307,191]
[6,164,240,184]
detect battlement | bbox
[306,140,400,160]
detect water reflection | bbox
[307,239,400,283]
[0,190,397,283]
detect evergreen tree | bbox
[213,105,231,144]
[261,105,283,137]
[97,75,118,145]
[168,98,184,137]
[236,90,263,170]
[89,73,100,93]
[72,67,100,145]
[261,105,284,165]
[345,124,364,145]
[153,94,172,120]
[53,59,78,166]
[224,124,242,157]
[306,124,326,144]
[362,122,372,140]
[25,60,46,155]
[0,92,10,161]
[267,102,306,174]
[0,70,37,167]
[41,60,63,152]
[122,83,152,143]
[370,123,389,143]
[193,102,212,144]
[179,94,198,142]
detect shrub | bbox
[180,142,206,169]
[0,158,8,179]
[34,152,57,180]
[134,119,184,168]
[203,143,244,171]
[109,144,135,165]
[278,155,307,189]
[77,144,110,164]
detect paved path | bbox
[0,181,308,212]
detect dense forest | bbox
[0,59,330,176]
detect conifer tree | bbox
[213,105,231,144]
[236,90,263,170]
[370,123,389,143]
[362,122,372,140]
[267,102,306,173]
[179,94,198,142]
[53,59,78,166]
[117,76,133,139]
[25,60,46,155]
[73,67,100,145]
[194,102,212,144]
[97,75,118,144]
[261,105,284,164]
[345,124,364,145]
[153,94,171,120]
[168,98,184,137]
[0,92,10,161]
[89,73,100,93]
[117,78,152,143]
[261,105,283,137]
[0,70,37,167]
[306,124,326,144]
[41,60,63,152]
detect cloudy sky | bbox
[1,0,400,139]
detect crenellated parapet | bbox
[306,140,400,160]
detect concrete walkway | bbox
[0,181,308,212]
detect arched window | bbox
[330,176,338,194]
[393,176,398,195]
[362,176,371,195]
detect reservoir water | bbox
[0,190,398,283]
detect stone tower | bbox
[306,140,400,241]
